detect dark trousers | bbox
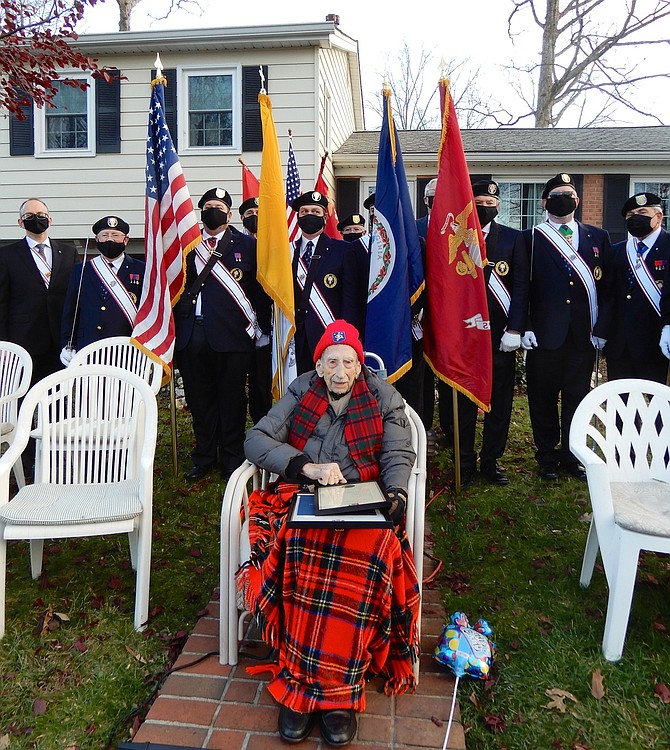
[606,349,669,385]
[526,342,595,469]
[176,321,252,474]
[248,343,272,425]
[437,381,478,471]
[394,337,425,422]
[480,348,517,466]
[295,326,314,375]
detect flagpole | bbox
[452,388,462,492]
[170,371,178,476]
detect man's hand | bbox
[660,325,670,359]
[301,462,346,486]
[60,346,76,366]
[521,331,538,350]
[500,331,521,353]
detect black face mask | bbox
[297,214,326,235]
[242,215,258,235]
[96,240,126,259]
[476,205,498,227]
[23,215,50,235]
[342,232,364,243]
[425,196,435,210]
[626,213,654,238]
[201,207,229,231]
[545,194,577,218]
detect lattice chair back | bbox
[0,341,33,488]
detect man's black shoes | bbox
[539,466,559,481]
[480,462,509,486]
[320,709,358,746]
[184,464,213,482]
[564,463,587,481]
[278,706,316,743]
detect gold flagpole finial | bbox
[259,66,266,94]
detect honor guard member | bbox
[238,195,272,423]
[597,193,669,382]
[337,213,367,244]
[416,178,437,241]
[0,198,77,384]
[521,173,611,481]
[438,180,529,486]
[60,216,144,364]
[175,187,271,481]
[291,191,367,374]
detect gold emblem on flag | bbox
[324,273,337,288]
[593,266,602,280]
[495,261,509,276]
[439,202,483,279]
[231,268,243,281]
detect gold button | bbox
[566,299,571,304]
[569,281,574,286]
[101,306,106,311]
[626,294,632,300]
[96,325,102,330]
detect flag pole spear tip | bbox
[288,128,293,137]
[154,53,163,78]
[258,65,266,94]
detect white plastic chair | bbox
[219,403,427,680]
[70,337,163,395]
[0,365,158,639]
[569,378,670,661]
[0,342,32,489]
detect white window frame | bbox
[631,178,669,231]
[34,73,96,158]
[496,179,546,230]
[179,65,241,155]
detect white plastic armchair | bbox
[70,337,163,395]
[0,365,158,639]
[219,402,427,679]
[569,378,670,661]
[0,342,32,489]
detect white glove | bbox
[60,346,75,366]
[521,331,538,350]
[660,325,670,360]
[590,335,607,350]
[500,331,521,353]
[256,333,270,348]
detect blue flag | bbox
[364,88,424,383]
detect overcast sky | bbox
[80,0,669,130]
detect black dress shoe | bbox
[459,467,476,488]
[319,709,357,747]
[480,462,509,486]
[564,464,587,481]
[539,466,559,481]
[184,464,213,482]
[278,705,316,743]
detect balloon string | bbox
[441,675,460,750]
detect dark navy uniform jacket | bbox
[523,222,611,351]
[60,254,145,350]
[598,229,670,360]
[293,232,368,353]
[484,221,529,341]
[174,226,271,353]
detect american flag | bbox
[285,137,301,242]
[131,78,201,382]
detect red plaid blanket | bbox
[236,486,420,712]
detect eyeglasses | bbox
[21,213,49,221]
[548,192,576,199]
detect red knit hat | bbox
[313,320,365,364]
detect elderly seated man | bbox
[237,320,420,747]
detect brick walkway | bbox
[133,537,466,750]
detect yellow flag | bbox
[257,93,296,398]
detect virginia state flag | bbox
[423,79,492,410]
[364,87,424,383]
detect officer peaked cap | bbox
[198,188,232,210]
[92,216,130,235]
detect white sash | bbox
[31,247,51,288]
[488,271,511,316]
[534,222,599,331]
[194,243,259,339]
[626,237,661,315]
[293,241,336,329]
[90,256,137,326]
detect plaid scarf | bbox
[288,375,383,482]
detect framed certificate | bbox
[315,480,389,515]
[287,491,392,529]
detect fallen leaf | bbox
[484,713,506,733]
[591,668,605,699]
[469,691,481,709]
[430,716,443,727]
[654,681,670,703]
[654,621,667,632]
[53,612,70,623]
[544,688,579,713]
[33,699,47,716]
[125,645,147,664]
[72,638,88,654]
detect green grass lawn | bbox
[1,385,670,749]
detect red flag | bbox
[131,77,201,383]
[423,79,492,411]
[240,158,260,201]
[314,154,341,239]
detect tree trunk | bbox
[535,0,560,128]
[117,0,140,32]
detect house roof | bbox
[334,126,670,168]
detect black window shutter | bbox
[150,69,178,150]
[9,88,34,156]
[242,65,267,152]
[96,69,121,153]
[336,178,360,219]
[572,174,583,222]
[603,174,630,244]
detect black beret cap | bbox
[337,213,366,232]
[621,192,663,216]
[471,180,500,199]
[290,191,329,212]
[198,187,232,210]
[363,193,375,210]
[542,173,576,199]
[238,197,259,216]
[92,216,130,235]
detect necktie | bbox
[207,237,218,251]
[35,242,47,260]
[303,240,314,268]
[636,240,646,267]
[559,224,573,245]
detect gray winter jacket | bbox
[244,368,415,490]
